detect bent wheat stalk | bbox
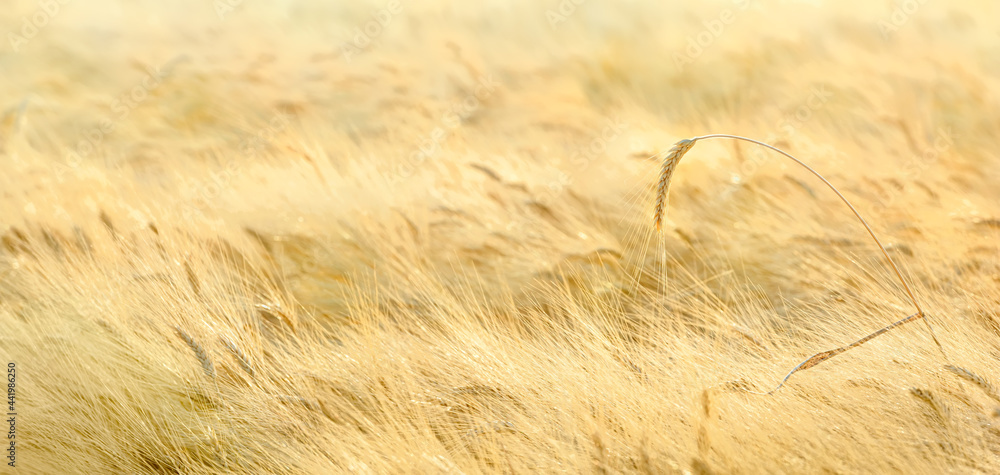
[653,134,947,394]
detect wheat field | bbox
[2,0,1000,473]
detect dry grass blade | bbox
[174,326,216,379]
[653,135,949,393]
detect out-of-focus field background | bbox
[1,0,999,473]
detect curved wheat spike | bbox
[221,336,255,377]
[654,134,948,394]
[944,365,1000,403]
[174,326,216,379]
[653,138,696,231]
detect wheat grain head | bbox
[174,326,216,379]
[653,138,696,232]
[944,365,1000,403]
[221,336,254,377]
[909,387,952,422]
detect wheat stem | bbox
[654,134,948,392]
[690,135,925,313]
[747,312,923,395]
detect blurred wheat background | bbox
[1,0,999,473]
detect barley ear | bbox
[221,336,255,377]
[944,365,1000,403]
[653,138,697,232]
[174,326,216,379]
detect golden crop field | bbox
[2,0,999,473]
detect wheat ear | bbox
[909,387,951,421]
[174,326,216,379]
[221,336,255,377]
[944,365,1000,403]
[653,138,696,231]
[654,134,947,394]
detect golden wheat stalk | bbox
[653,134,947,394]
[760,312,921,394]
